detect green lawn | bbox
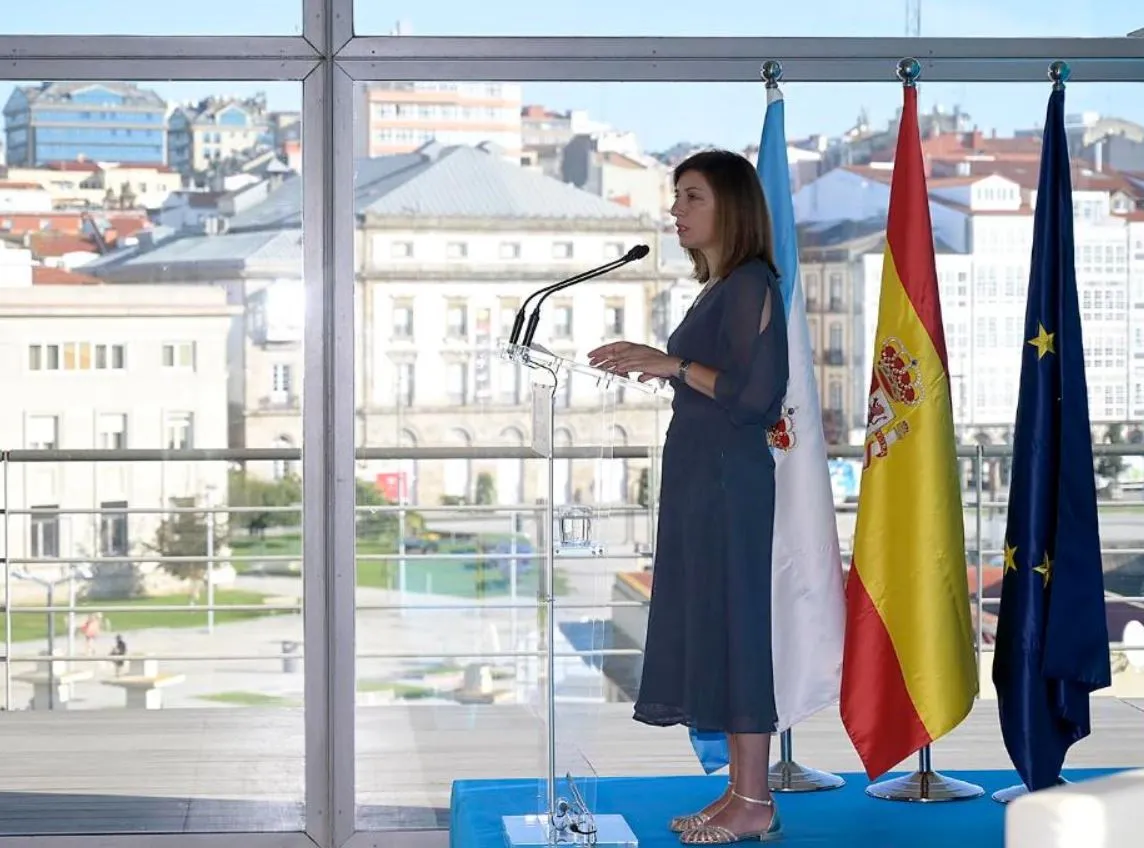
[231,533,567,597]
[198,681,440,708]
[1,589,287,644]
[197,691,301,707]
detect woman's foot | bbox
[679,790,781,844]
[668,782,734,833]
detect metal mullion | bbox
[336,56,1144,83]
[0,58,319,81]
[336,35,1144,62]
[0,35,318,59]
[0,36,319,81]
[302,2,357,847]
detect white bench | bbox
[1006,769,1144,847]
[14,667,94,710]
[101,658,186,710]
[13,653,94,710]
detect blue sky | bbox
[1,1,1142,151]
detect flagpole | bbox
[754,58,847,795]
[860,58,986,805]
[991,61,1074,806]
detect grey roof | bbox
[82,230,300,278]
[797,216,964,255]
[227,142,645,231]
[9,81,166,111]
[173,95,267,126]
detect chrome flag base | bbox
[866,769,985,802]
[992,777,1069,805]
[768,760,846,793]
[865,747,984,802]
[767,730,845,793]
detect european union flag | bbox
[991,80,1112,793]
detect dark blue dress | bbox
[633,258,790,735]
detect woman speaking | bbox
[588,149,789,845]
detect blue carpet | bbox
[451,769,1118,848]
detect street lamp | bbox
[11,564,94,710]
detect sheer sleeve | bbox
[712,263,790,426]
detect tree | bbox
[1096,423,1126,493]
[118,181,136,210]
[147,499,223,602]
[355,479,399,539]
[228,471,302,537]
[474,472,496,505]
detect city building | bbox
[0,242,233,599]
[3,82,167,167]
[85,141,673,505]
[4,160,182,210]
[361,82,523,160]
[794,163,1144,437]
[797,220,880,444]
[167,94,274,179]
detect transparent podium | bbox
[498,342,673,848]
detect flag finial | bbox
[896,57,921,88]
[1048,60,1071,90]
[760,60,783,89]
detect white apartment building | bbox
[6,161,183,211]
[87,143,675,507]
[0,243,233,598]
[796,166,1144,435]
[362,82,523,161]
[168,95,273,178]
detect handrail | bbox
[2,444,1143,713]
[2,443,1141,462]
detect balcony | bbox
[1,444,1142,839]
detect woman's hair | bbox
[673,149,776,283]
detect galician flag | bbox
[839,81,978,780]
[689,82,846,772]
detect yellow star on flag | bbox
[1033,552,1053,587]
[1027,323,1056,359]
[1003,541,1018,573]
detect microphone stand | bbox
[518,245,649,348]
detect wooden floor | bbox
[0,698,1141,835]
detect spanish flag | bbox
[840,83,978,780]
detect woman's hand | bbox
[587,342,681,382]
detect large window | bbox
[3,7,1143,846]
[97,499,129,557]
[1,71,305,839]
[29,505,60,559]
[6,2,303,35]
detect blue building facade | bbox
[3,81,168,167]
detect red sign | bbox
[375,472,407,502]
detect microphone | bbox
[507,244,649,346]
[515,244,650,348]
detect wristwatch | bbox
[675,359,692,383]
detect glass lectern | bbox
[498,341,673,848]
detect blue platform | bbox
[450,769,1117,848]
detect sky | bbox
[1,1,1142,152]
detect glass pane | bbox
[4,1,302,35]
[0,78,304,836]
[347,76,1144,835]
[353,3,1142,37]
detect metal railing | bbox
[2,444,1143,709]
